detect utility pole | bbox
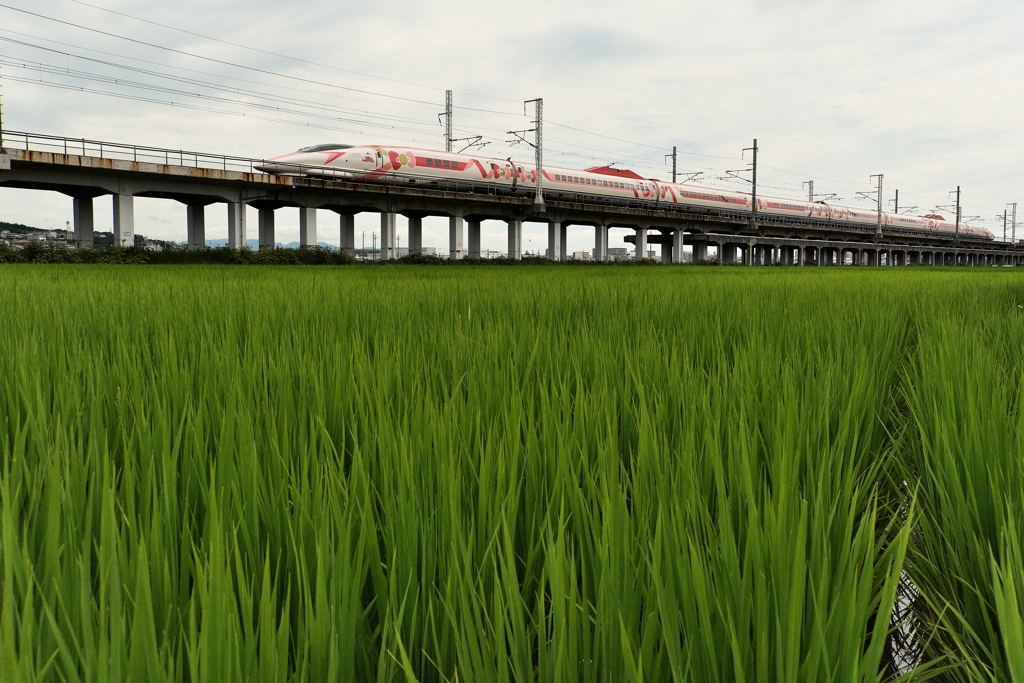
[954,186,961,240]
[0,51,5,151]
[870,174,883,239]
[1011,203,1018,244]
[443,89,453,153]
[1004,209,1008,243]
[743,139,758,224]
[803,180,814,202]
[666,146,677,183]
[525,97,544,210]
[894,189,898,214]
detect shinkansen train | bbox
[255,144,994,240]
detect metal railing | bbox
[1,129,267,173]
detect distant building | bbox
[571,251,592,261]
[353,246,437,260]
[607,247,629,261]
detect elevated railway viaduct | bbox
[1,132,1019,265]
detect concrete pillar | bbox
[634,227,648,260]
[73,197,95,249]
[380,212,397,261]
[593,223,608,262]
[186,205,205,250]
[299,207,317,248]
[228,202,247,250]
[408,217,423,254]
[672,230,683,263]
[339,214,355,256]
[797,246,805,266]
[258,209,275,251]
[449,215,464,259]
[507,219,522,260]
[693,242,708,262]
[112,194,134,248]
[547,221,561,261]
[467,220,481,259]
[559,223,568,261]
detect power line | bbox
[64,0,524,105]
[0,76,452,140]
[0,3,494,109]
[0,51,441,128]
[0,33,449,121]
[0,60,443,136]
[0,28,465,116]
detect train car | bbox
[256,144,994,240]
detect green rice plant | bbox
[0,264,996,682]
[894,277,1024,681]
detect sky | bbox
[1,0,1022,252]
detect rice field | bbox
[1,264,1023,682]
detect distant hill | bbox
[1,221,56,234]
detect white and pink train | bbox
[256,144,993,240]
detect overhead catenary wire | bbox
[64,0,525,105]
[0,28,470,117]
[0,63,444,138]
[0,55,443,132]
[0,2,519,112]
[0,76,457,140]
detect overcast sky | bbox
[1,0,1022,251]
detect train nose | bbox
[256,156,306,175]
[255,160,292,174]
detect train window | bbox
[451,162,459,170]
[426,159,434,166]
[443,160,451,168]
[573,177,579,183]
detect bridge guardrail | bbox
[1,130,266,173]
